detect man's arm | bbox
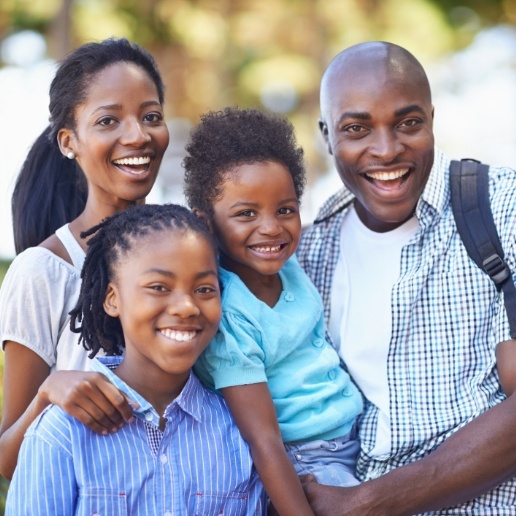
[302,392,516,515]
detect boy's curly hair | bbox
[183,107,306,217]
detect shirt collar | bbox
[92,356,206,425]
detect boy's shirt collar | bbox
[91,355,205,425]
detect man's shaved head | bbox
[321,41,431,122]
[318,41,435,232]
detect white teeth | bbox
[252,245,281,253]
[113,156,151,166]
[366,169,409,181]
[160,329,196,342]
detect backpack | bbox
[450,158,516,339]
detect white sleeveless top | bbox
[0,224,99,372]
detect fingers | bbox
[300,474,319,484]
[44,371,137,434]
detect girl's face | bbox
[59,62,169,209]
[210,160,301,282]
[104,228,221,390]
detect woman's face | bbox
[59,62,169,209]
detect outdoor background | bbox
[1,0,516,512]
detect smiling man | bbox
[297,41,516,515]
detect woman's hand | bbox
[40,370,138,434]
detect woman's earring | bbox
[66,151,75,160]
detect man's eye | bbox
[345,124,364,133]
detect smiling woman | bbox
[0,37,169,481]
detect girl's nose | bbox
[169,293,200,318]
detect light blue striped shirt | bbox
[6,356,266,515]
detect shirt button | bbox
[296,454,302,460]
[342,388,353,397]
[313,338,324,348]
[284,292,295,302]
[328,369,337,380]
[160,454,168,464]
[164,512,172,516]
[145,412,153,421]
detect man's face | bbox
[321,63,435,232]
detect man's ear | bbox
[57,127,77,159]
[103,283,120,318]
[318,118,333,156]
[192,208,214,233]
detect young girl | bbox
[183,107,363,516]
[6,204,266,515]
[0,38,169,479]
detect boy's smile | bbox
[211,160,301,292]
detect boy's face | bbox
[104,229,221,393]
[210,160,301,283]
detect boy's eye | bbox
[150,285,167,292]
[278,207,296,215]
[237,210,256,217]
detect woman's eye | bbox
[144,112,163,123]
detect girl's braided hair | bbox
[69,204,217,358]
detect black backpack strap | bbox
[450,158,516,339]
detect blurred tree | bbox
[0,0,514,183]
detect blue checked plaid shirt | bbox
[6,357,266,515]
[297,149,516,514]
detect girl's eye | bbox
[196,286,218,295]
[144,112,163,123]
[97,117,117,127]
[150,285,167,292]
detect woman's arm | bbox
[0,341,136,479]
[221,383,314,516]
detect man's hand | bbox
[300,474,388,516]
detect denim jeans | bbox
[284,424,360,487]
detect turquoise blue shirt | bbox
[195,256,363,443]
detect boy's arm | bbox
[221,383,314,516]
[6,424,77,514]
[495,339,516,396]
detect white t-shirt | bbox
[0,224,95,372]
[329,206,419,456]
